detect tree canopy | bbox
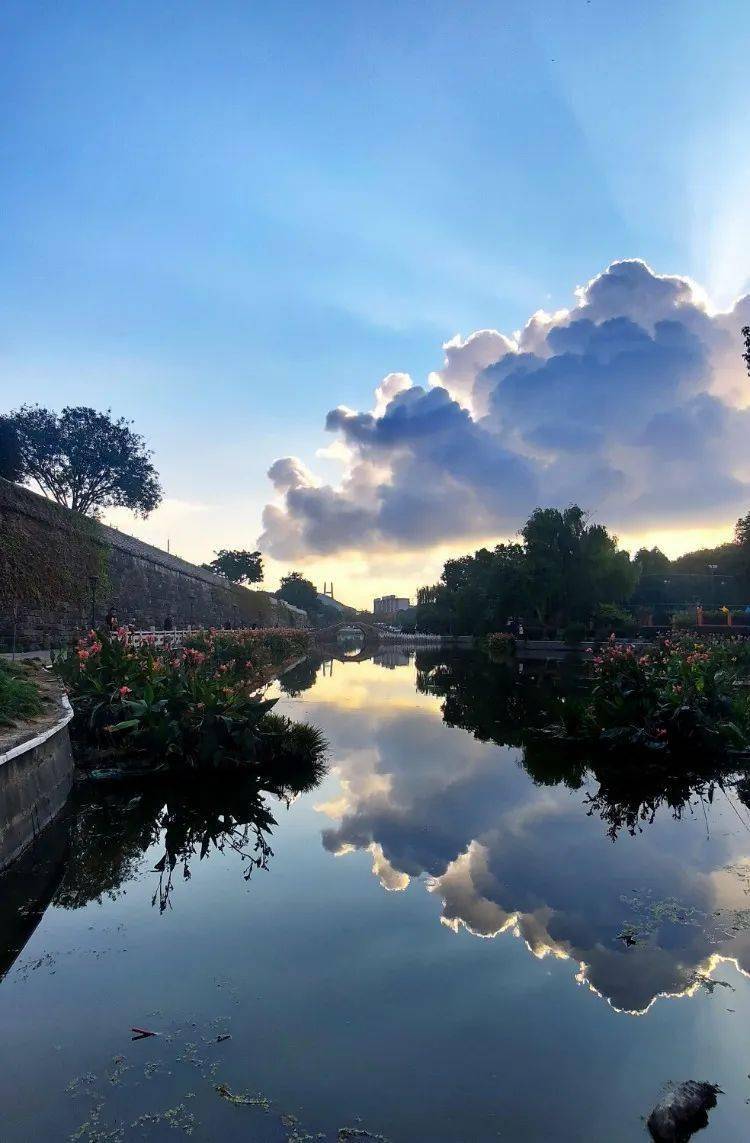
[203,549,263,585]
[416,505,637,635]
[633,546,671,576]
[7,404,162,517]
[276,571,320,614]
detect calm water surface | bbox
[3,649,750,1141]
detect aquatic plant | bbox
[182,626,311,682]
[53,628,326,774]
[556,633,750,755]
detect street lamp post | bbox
[88,575,99,631]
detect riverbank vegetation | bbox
[53,627,325,776]
[415,503,750,637]
[0,660,44,727]
[551,634,750,756]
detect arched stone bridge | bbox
[312,619,381,650]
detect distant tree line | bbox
[415,505,750,637]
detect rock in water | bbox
[647,1081,722,1142]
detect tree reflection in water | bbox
[277,655,322,697]
[54,754,326,914]
[416,649,750,840]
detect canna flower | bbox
[119,685,131,696]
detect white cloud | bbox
[260,260,750,559]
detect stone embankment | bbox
[0,667,74,873]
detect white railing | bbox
[128,629,196,648]
[377,631,446,644]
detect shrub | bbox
[593,603,637,637]
[563,622,588,644]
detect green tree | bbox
[8,404,162,517]
[633,546,671,576]
[416,543,530,635]
[277,571,320,614]
[203,549,263,585]
[736,511,750,548]
[522,506,636,625]
[0,416,22,482]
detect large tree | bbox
[203,549,264,585]
[8,404,162,517]
[277,571,320,614]
[522,506,636,624]
[633,546,671,576]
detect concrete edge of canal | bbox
[0,686,74,874]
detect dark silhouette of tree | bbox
[8,404,162,517]
[736,511,750,548]
[633,546,671,576]
[277,571,320,614]
[522,506,637,625]
[417,505,637,634]
[203,549,263,584]
[742,325,750,375]
[0,416,22,482]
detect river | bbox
[2,648,750,1140]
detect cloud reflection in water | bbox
[286,652,750,1014]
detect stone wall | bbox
[0,480,306,650]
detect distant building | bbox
[373,594,410,616]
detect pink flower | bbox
[77,649,90,661]
[119,685,131,697]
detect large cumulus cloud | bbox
[260,260,750,558]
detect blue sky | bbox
[2,1,749,605]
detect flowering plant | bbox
[560,633,750,754]
[486,632,516,656]
[53,627,324,773]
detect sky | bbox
[2,0,750,608]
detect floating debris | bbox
[130,1103,196,1134]
[214,1082,271,1110]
